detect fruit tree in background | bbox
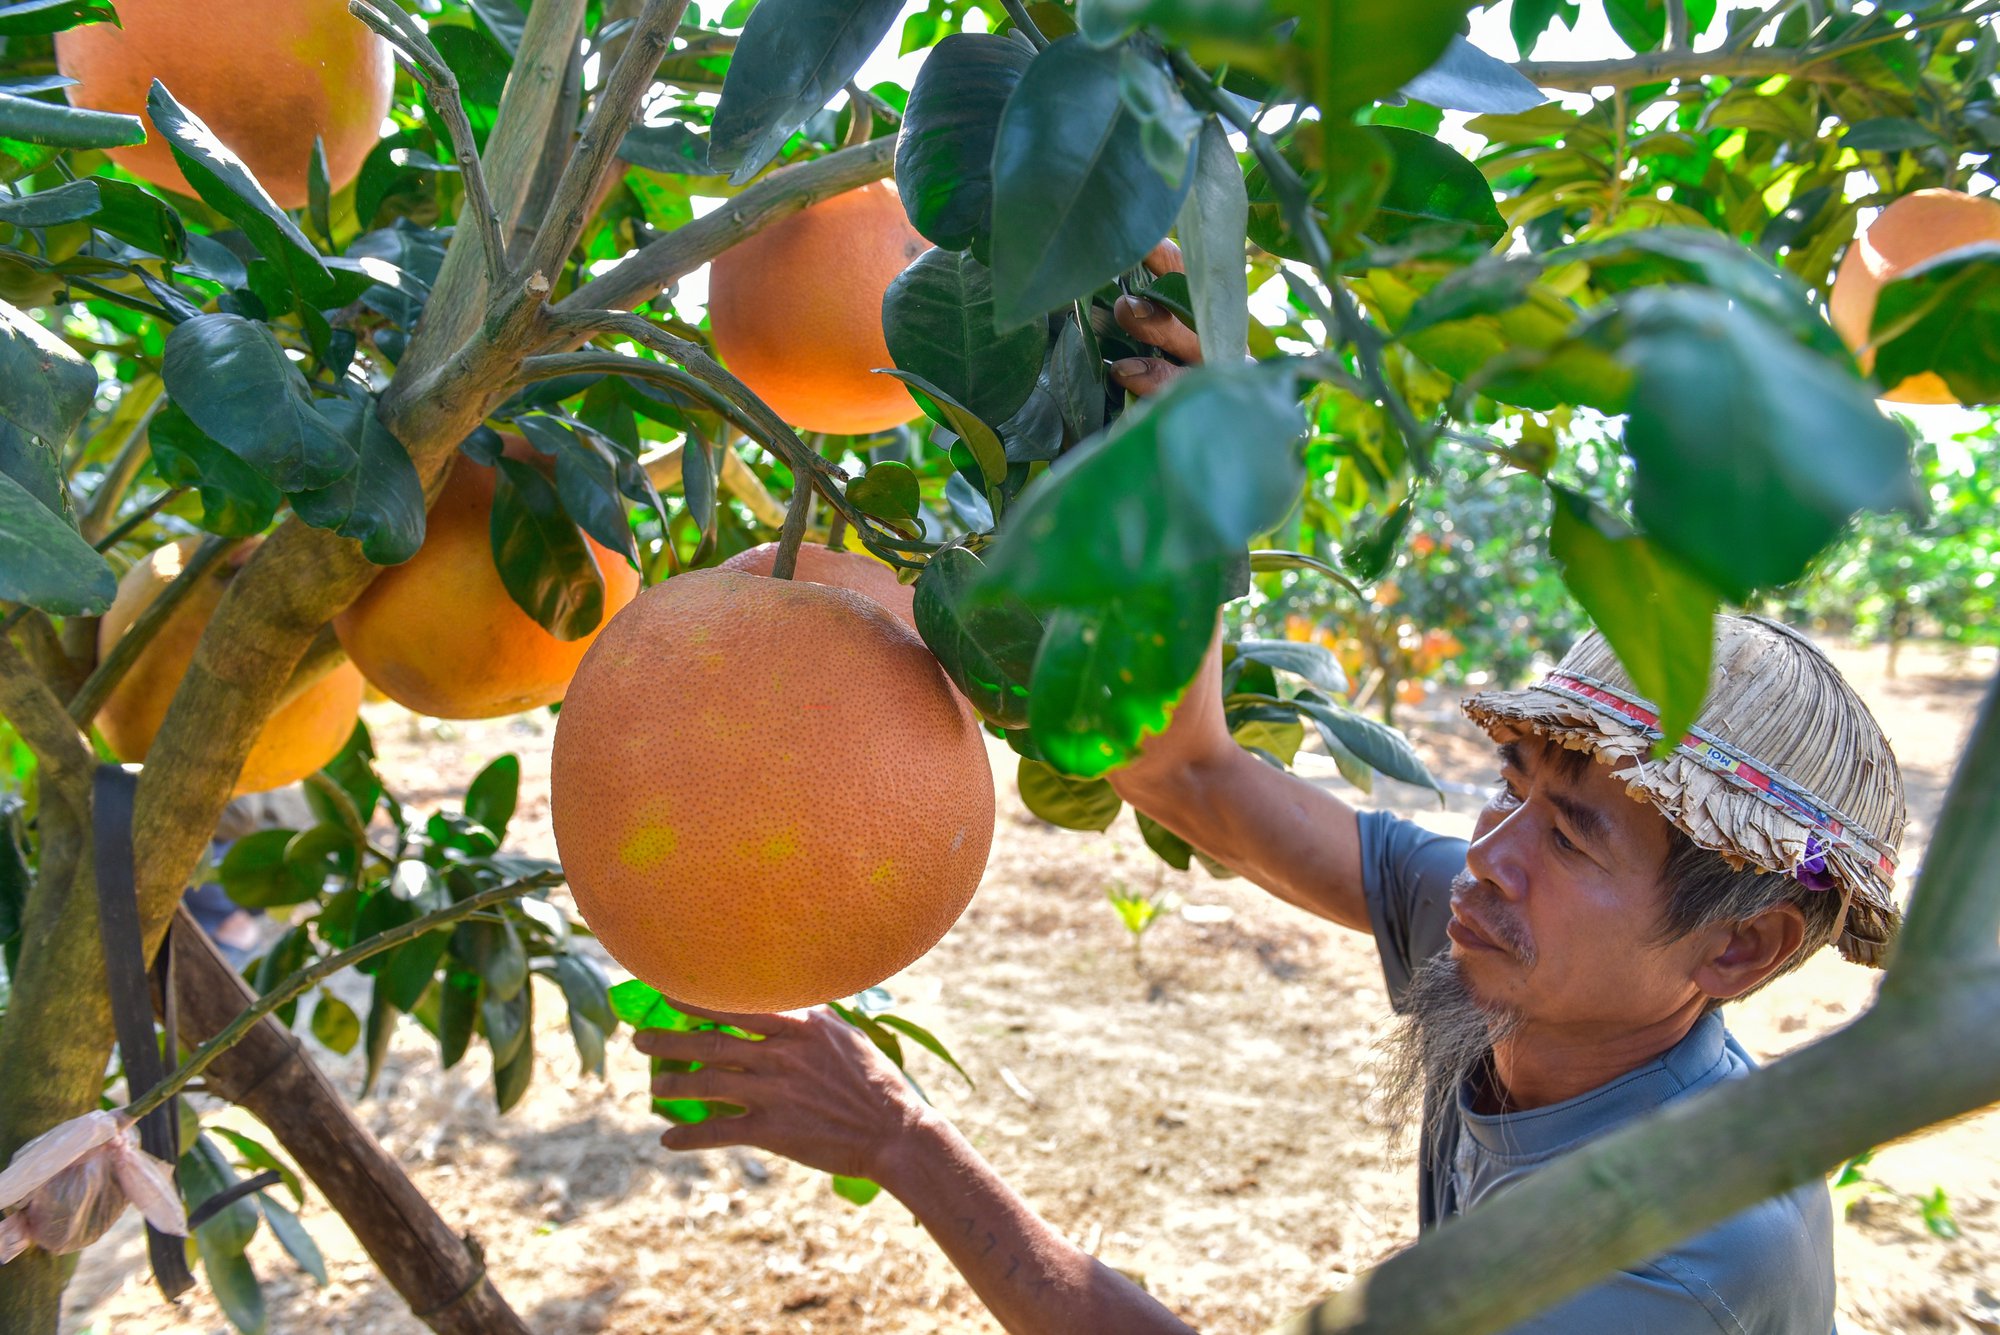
[2,1,2000,1333]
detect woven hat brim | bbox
[1462,682,1898,968]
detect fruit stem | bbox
[999,0,1050,50]
[826,512,849,551]
[771,470,814,580]
[67,536,243,728]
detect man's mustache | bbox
[1449,872,1535,962]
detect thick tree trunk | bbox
[165,913,533,1335]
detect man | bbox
[634,288,1908,1333]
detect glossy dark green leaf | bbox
[1017,756,1122,830]
[0,0,114,35]
[1610,287,1920,600]
[465,754,520,840]
[1297,1,1475,115]
[201,1246,267,1335]
[208,1129,302,1206]
[1400,35,1543,114]
[309,992,361,1056]
[258,1193,327,1287]
[0,177,96,226]
[875,368,1007,491]
[380,925,451,1013]
[1232,639,1347,696]
[182,1134,261,1258]
[146,81,332,302]
[161,314,354,491]
[883,247,1046,427]
[913,545,1041,728]
[1048,312,1105,445]
[619,120,715,174]
[1176,118,1249,366]
[1548,485,1720,751]
[1073,0,1272,49]
[978,361,1304,606]
[0,417,66,526]
[1605,0,1715,53]
[482,984,529,1070]
[0,469,114,612]
[361,975,396,1098]
[549,952,616,1032]
[0,296,95,445]
[429,24,510,147]
[989,36,1193,332]
[1510,0,1580,56]
[290,393,425,564]
[568,1012,607,1077]
[1842,116,1942,152]
[708,0,903,184]
[1245,121,1390,265]
[456,916,528,1003]
[1872,245,2000,406]
[91,178,186,260]
[1117,45,1202,188]
[846,458,922,523]
[1136,810,1193,870]
[1365,125,1506,250]
[469,0,527,52]
[493,998,535,1112]
[149,403,282,537]
[0,86,141,147]
[1291,694,1441,795]
[895,33,1031,254]
[438,972,479,1070]
[490,456,606,640]
[553,431,636,561]
[999,384,1063,463]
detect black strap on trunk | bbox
[92,763,196,1299]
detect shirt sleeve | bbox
[1356,809,1467,1013]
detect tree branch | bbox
[68,536,242,728]
[554,136,895,320]
[348,1,508,293]
[770,463,814,580]
[1883,669,2000,967]
[77,378,164,544]
[92,486,184,553]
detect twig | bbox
[68,536,242,727]
[347,0,509,292]
[826,511,848,551]
[998,0,1050,50]
[1885,669,2000,968]
[1665,0,1690,51]
[770,469,814,579]
[121,872,566,1124]
[510,37,587,270]
[92,487,186,553]
[842,83,874,150]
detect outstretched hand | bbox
[1108,239,1202,398]
[634,1001,930,1183]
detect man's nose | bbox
[1466,805,1532,903]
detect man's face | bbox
[1451,731,1704,1031]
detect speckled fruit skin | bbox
[706,182,930,435]
[550,569,995,1013]
[56,0,394,211]
[96,538,365,796]
[1828,188,2000,405]
[719,541,916,630]
[333,443,641,720]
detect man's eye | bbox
[1552,827,1578,853]
[1491,780,1522,806]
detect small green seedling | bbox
[1832,1150,1961,1240]
[1106,876,1171,972]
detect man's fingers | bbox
[1113,295,1202,364]
[1109,356,1186,398]
[1143,238,1185,276]
[634,1026,759,1067]
[652,1066,760,1105]
[662,998,811,1034]
[660,1113,755,1154]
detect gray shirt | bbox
[1357,809,1838,1334]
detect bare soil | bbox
[61,640,2000,1335]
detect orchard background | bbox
[1,0,1999,1332]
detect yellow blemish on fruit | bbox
[619,823,678,872]
[759,831,799,861]
[870,859,897,885]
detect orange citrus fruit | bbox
[550,569,994,1012]
[707,182,929,435]
[719,540,916,630]
[1828,188,2000,404]
[333,441,641,720]
[56,0,393,210]
[96,538,364,796]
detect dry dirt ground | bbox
[60,641,2000,1335]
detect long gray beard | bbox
[1376,953,1526,1150]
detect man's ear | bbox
[1691,902,1808,1002]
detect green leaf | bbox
[1548,485,1720,753]
[161,314,355,491]
[488,981,534,1109]
[913,546,1041,728]
[831,1174,882,1205]
[202,1245,268,1335]
[1609,288,1920,600]
[872,1013,974,1087]
[1400,35,1544,114]
[1245,122,1390,265]
[360,974,395,1099]
[1028,572,1224,777]
[979,361,1304,606]
[287,391,425,563]
[549,952,616,1031]
[568,1012,607,1077]
[465,754,521,840]
[883,247,1046,428]
[149,403,282,537]
[0,417,66,530]
[1872,245,2000,406]
[0,468,113,613]
[0,87,142,147]
[1841,117,1942,153]
[846,459,922,524]
[1116,46,1203,189]
[708,0,904,184]
[208,1129,303,1206]
[1510,0,1580,56]
[0,177,97,226]
[1365,125,1506,250]
[608,977,690,1031]
[455,918,528,1002]
[894,33,1031,255]
[89,177,186,256]
[469,0,527,53]
[1136,810,1193,869]
[554,432,637,562]
[1232,639,1347,696]
[989,36,1193,332]
[0,0,116,36]
[1176,118,1249,367]
[1293,694,1442,795]
[258,1193,327,1286]
[146,81,332,303]
[874,368,1008,492]
[1073,0,1273,50]
[0,296,95,445]
[1017,756,1123,830]
[490,456,606,640]
[1606,0,1715,53]
[309,992,361,1056]
[1295,1,1476,116]
[380,924,450,1014]
[437,972,478,1070]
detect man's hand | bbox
[634,1002,929,1182]
[1108,240,1201,398]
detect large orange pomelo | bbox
[550,570,994,1013]
[56,0,394,211]
[97,539,364,796]
[707,182,929,435]
[719,540,915,629]
[1828,188,2000,404]
[333,443,642,720]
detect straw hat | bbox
[1462,616,1907,966]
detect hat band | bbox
[1537,671,1898,882]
